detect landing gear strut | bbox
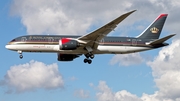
[84,52,94,64]
[18,50,23,59]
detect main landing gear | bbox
[18,50,23,59]
[84,52,94,64]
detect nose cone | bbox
[5,44,10,49]
[6,38,17,50]
[5,44,16,50]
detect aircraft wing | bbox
[77,10,136,50]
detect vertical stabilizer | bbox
[137,14,168,39]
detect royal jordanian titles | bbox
[5,10,175,64]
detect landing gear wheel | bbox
[18,50,23,59]
[84,58,88,63]
[83,58,92,64]
[85,54,90,58]
[85,53,94,59]
[19,55,23,59]
[88,59,92,64]
[90,54,94,59]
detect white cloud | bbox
[0,60,64,93]
[141,92,160,101]
[110,53,144,66]
[74,89,90,99]
[147,39,180,100]
[8,0,141,35]
[10,0,180,37]
[96,81,116,101]
[96,81,142,101]
[11,0,93,35]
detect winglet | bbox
[112,10,136,25]
[127,10,137,14]
[102,10,136,28]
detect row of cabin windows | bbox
[104,40,142,42]
[104,40,122,42]
[21,38,60,42]
[21,39,124,42]
[21,38,124,42]
[26,37,70,41]
[104,40,136,42]
[20,37,142,42]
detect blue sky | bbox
[1,0,180,101]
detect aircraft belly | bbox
[97,46,125,53]
[97,46,152,54]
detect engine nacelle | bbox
[59,38,79,50]
[57,54,79,61]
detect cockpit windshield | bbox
[10,39,16,42]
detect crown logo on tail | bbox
[150,27,159,34]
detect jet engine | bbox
[57,53,80,61]
[59,38,79,50]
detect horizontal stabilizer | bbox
[147,34,176,45]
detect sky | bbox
[0,0,180,101]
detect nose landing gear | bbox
[18,50,23,59]
[19,55,23,59]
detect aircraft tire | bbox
[84,58,88,63]
[88,59,92,64]
[90,54,94,59]
[19,55,23,59]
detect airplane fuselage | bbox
[6,35,167,55]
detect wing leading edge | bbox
[78,10,136,49]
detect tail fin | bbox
[137,14,168,39]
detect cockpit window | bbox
[10,39,16,42]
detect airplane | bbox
[5,10,175,64]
